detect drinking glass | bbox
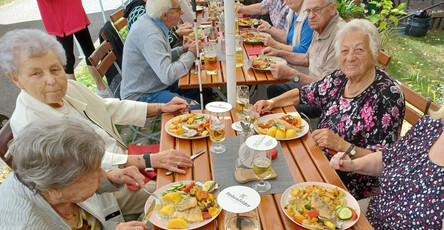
[204,43,218,75]
[252,149,272,192]
[225,209,260,230]
[236,35,244,67]
[232,85,250,132]
[209,111,226,154]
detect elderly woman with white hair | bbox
[253,19,405,199]
[0,29,193,216]
[0,117,148,230]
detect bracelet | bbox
[268,25,272,30]
[157,103,162,115]
[279,43,283,50]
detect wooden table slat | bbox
[257,195,285,230]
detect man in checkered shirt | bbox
[237,0,289,29]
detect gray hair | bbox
[430,105,444,121]
[145,0,178,20]
[322,0,336,4]
[10,117,105,193]
[335,19,380,62]
[0,29,66,75]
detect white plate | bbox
[280,182,360,230]
[253,112,309,140]
[144,181,221,230]
[247,56,287,71]
[165,114,209,139]
[196,5,205,11]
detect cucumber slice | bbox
[166,187,177,192]
[335,206,345,215]
[337,206,353,221]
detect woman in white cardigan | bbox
[257,0,313,53]
[0,117,148,230]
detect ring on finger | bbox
[177,161,181,166]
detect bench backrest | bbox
[110,8,127,32]
[0,121,13,167]
[400,83,440,125]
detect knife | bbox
[166,150,206,175]
[142,199,156,225]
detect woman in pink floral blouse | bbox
[253,19,405,200]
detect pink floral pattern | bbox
[300,68,405,199]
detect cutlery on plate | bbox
[318,216,344,229]
[166,149,206,175]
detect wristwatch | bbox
[345,144,356,157]
[293,73,301,83]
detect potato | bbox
[266,126,277,137]
[276,129,286,139]
[286,129,297,138]
[167,218,188,229]
[162,192,183,204]
[159,204,175,217]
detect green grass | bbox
[0,0,15,6]
[76,66,98,92]
[381,30,444,104]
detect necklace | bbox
[347,72,374,95]
[441,161,444,167]
[56,204,78,219]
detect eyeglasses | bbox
[304,2,332,15]
[169,7,182,12]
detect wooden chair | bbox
[109,8,127,42]
[377,50,391,69]
[0,120,13,167]
[399,83,440,125]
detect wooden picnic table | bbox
[178,26,288,89]
[154,106,374,230]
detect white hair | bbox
[0,29,66,75]
[145,0,178,20]
[10,117,105,193]
[430,105,444,120]
[335,19,380,63]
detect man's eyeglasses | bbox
[304,2,332,15]
[170,7,182,12]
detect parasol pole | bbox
[191,0,204,111]
[224,0,236,107]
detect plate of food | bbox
[241,32,270,44]
[248,56,287,71]
[144,180,221,230]
[184,28,204,40]
[196,5,205,11]
[281,182,360,230]
[166,113,210,139]
[254,112,309,140]
[238,17,261,27]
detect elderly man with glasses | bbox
[121,0,201,110]
[263,0,345,117]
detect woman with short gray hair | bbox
[0,117,147,230]
[253,19,405,199]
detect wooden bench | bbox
[377,50,440,126]
[0,120,13,167]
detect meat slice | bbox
[310,192,333,219]
[176,196,197,211]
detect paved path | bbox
[0,0,127,118]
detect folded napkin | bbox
[126,143,160,190]
[245,47,265,56]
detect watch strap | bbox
[345,144,355,156]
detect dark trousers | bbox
[56,27,95,74]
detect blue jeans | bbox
[267,81,322,118]
[137,81,201,110]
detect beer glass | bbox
[209,111,226,154]
[236,35,244,67]
[204,43,218,75]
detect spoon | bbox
[318,216,344,229]
[181,126,199,137]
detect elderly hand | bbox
[107,166,146,188]
[115,221,148,230]
[330,152,354,172]
[176,22,194,37]
[163,96,190,113]
[183,39,197,56]
[270,64,296,81]
[261,35,278,48]
[262,46,281,57]
[257,20,271,33]
[252,99,275,115]
[311,128,347,151]
[150,149,193,174]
